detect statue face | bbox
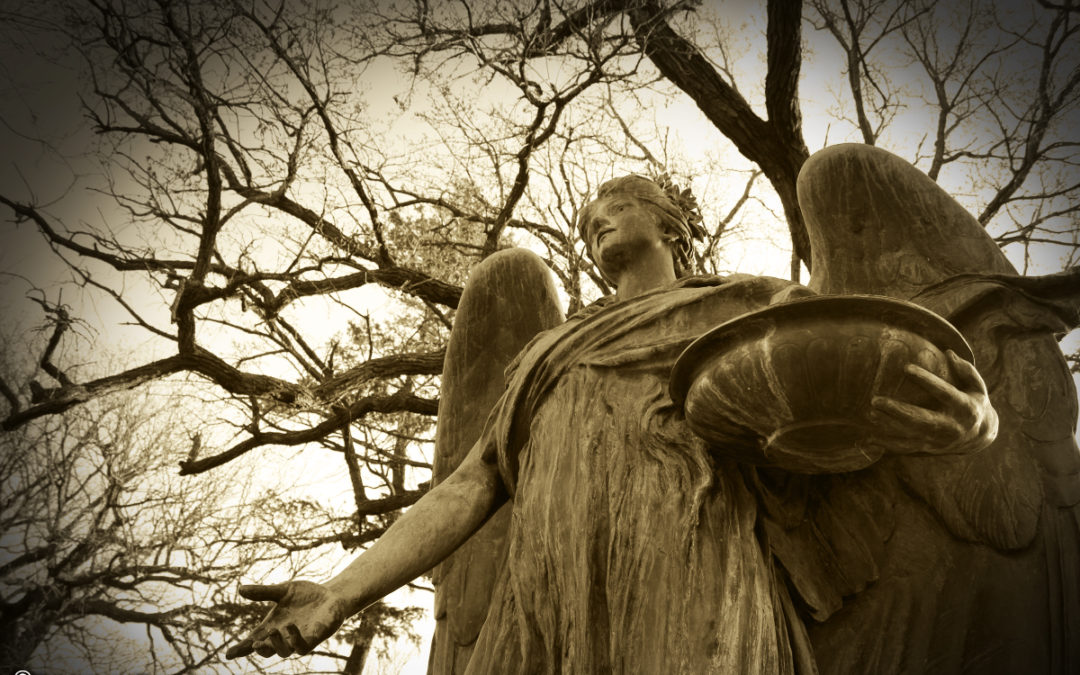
[582,195,671,279]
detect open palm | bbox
[226,581,348,659]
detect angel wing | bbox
[760,144,1080,673]
[426,248,564,675]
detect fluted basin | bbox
[669,295,974,473]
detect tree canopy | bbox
[1,0,1077,670]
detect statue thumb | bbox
[238,582,290,602]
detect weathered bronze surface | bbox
[227,145,1080,675]
[672,294,975,473]
[785,143,1080,674]
[427,248,564,674]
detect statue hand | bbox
[869,350,998,455]
[225,581,348,660]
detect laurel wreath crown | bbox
[648,170,707,241]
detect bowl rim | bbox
[669,294,974,406]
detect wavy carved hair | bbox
[577,175,698,280]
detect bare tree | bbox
[0,328,428,673]
[0,0,1076,668]
[807,0,926,144]
[809,0,1080,270]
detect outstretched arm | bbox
[226,441,505,660]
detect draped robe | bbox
[461,274,816,674]
[431,144,1080,674]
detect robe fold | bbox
[463,275,815,674]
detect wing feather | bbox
[766,144,1080,673]
[427,248,564,675]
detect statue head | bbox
[577,174,706,281]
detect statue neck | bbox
[613,255,677,301]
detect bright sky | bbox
[0,2,1077,674]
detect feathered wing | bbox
[426,249,564,675]
[762,144,1080,673]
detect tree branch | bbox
[178,389,439,474]
[626,0,811,271]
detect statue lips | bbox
[592,225,629,269]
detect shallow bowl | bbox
[669,295,973,473]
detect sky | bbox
[0,1,1077,673]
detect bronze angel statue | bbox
[226,144,1080,674]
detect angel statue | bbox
[225,144,1080,674]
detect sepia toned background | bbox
[1,0,1077,672]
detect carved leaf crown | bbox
[648,169,707,241]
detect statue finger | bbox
[267,630,293,658]
[239,583,290,603]
[903,364,982,426]
[225,638,254,660]
[903,363,966,406]
[946,350,987,393]
[286,624,313,655]
[253,639,277,658]
[871,395,964,440]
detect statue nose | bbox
[590,217,610,239]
